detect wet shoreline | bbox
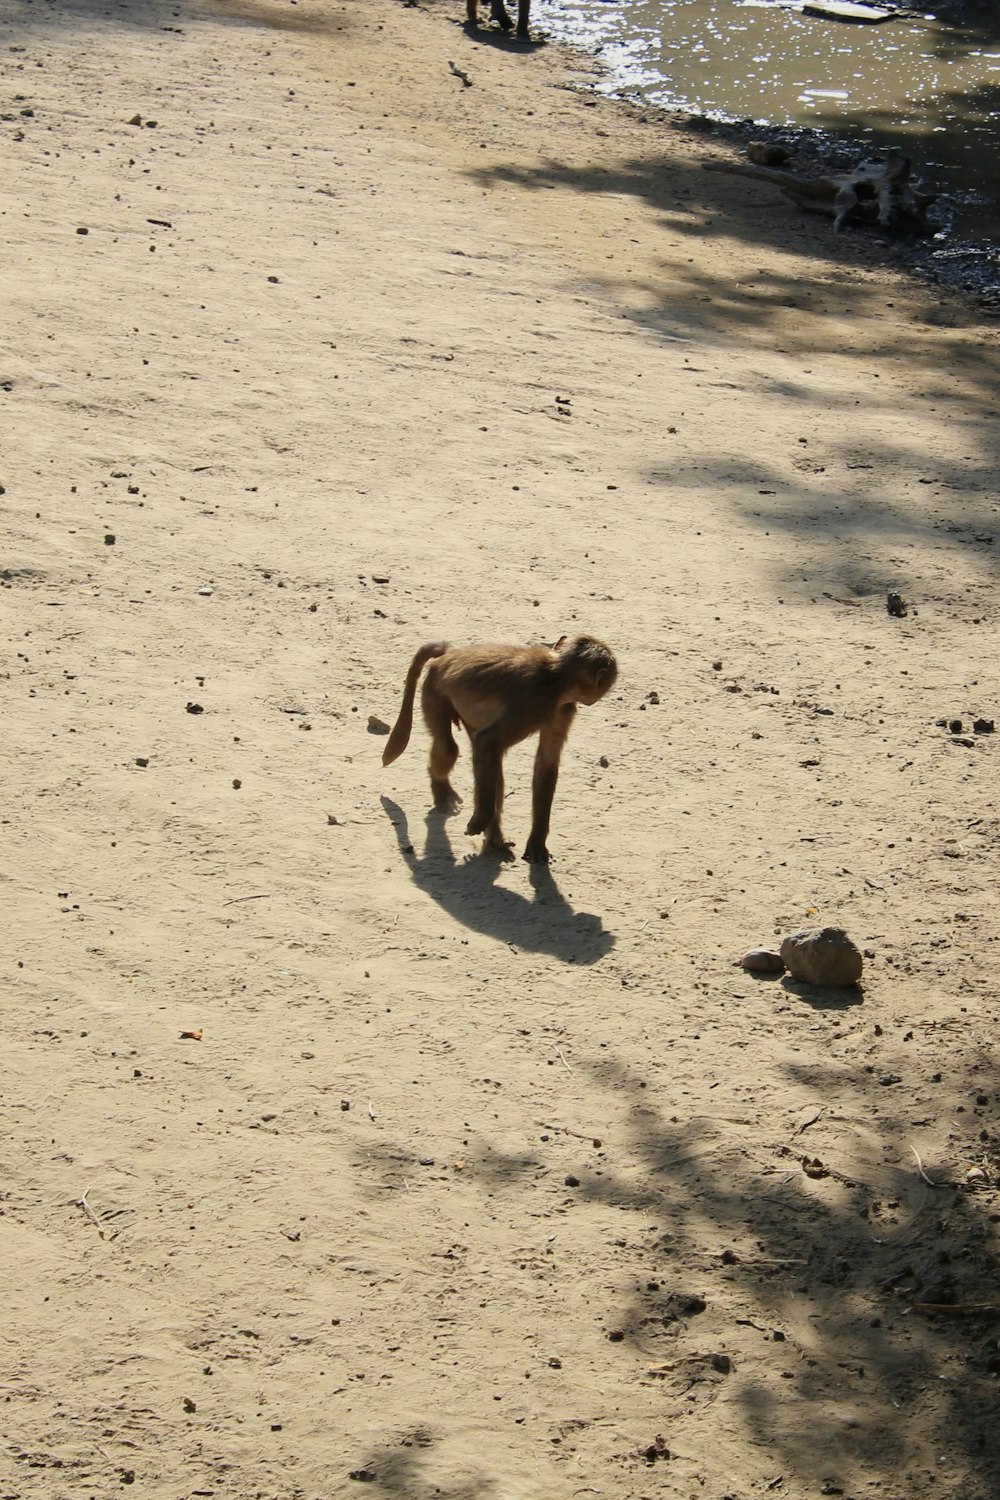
[544,0,1000,315]
[565,88,1000,314]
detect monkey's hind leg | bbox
[466,729,515,861]
[422,681,463,815]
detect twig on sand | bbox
[448,60,473,87]
[554,1047,573,1072]
[222,893,272,906]
[535,1118,599,1143]
[910,1143,942,1187]
[77,1187,106,1239]
[910,1301,1000,1315]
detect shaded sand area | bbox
[3,0,1000,1494]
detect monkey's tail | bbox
[381,642,449,766]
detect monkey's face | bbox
[575,667,616,706]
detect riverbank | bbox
[4,0,1000,1496]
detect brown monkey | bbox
[382,634,617,863]
[466,0,531,39]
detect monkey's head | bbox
[554,634,618,706]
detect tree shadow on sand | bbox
[457,1035,1000,1495]
[381,795,614,964]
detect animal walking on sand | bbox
[466,0,531,40]
[382,634,617,863]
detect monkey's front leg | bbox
[523,719,569,863]
[466,730,514,860]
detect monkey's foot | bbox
[483,835,516,863]
[464,812,488,836]
[522,839,550,864]
[490,0,515,28]
[432,783,462,815]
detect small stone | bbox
[232,778,241,789]
[886,591,907,617]
[135,756,149,768]
[973,718,994,734]
[128,113,142,125]
[740,948,785,974]
[949,719,964,734]
[564,1174,580,1188]
[104,533,116,545]
[185,702,204,714]
[780,926,863,987]
[197,587,213,597]
[747,141,790,166]
[367,715,390,735]
[599,755,609,768]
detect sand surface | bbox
[3,0,1000,1495]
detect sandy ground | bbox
[3,0,1000,1496]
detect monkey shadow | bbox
[381,797,614,965]
[460,20,545,51]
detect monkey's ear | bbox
[551,634,568,651]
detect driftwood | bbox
[801,0,895,22]
[705,147,936,235]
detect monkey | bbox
[382,634,617,863]
[466,0,531,40]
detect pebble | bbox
[780,926,863,987]
[740,948,785,973]
[367,715,390,734]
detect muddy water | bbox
[542,0,1000,238]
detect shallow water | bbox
[541,0,1000,238]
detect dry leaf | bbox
[180,1028,203,1041]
